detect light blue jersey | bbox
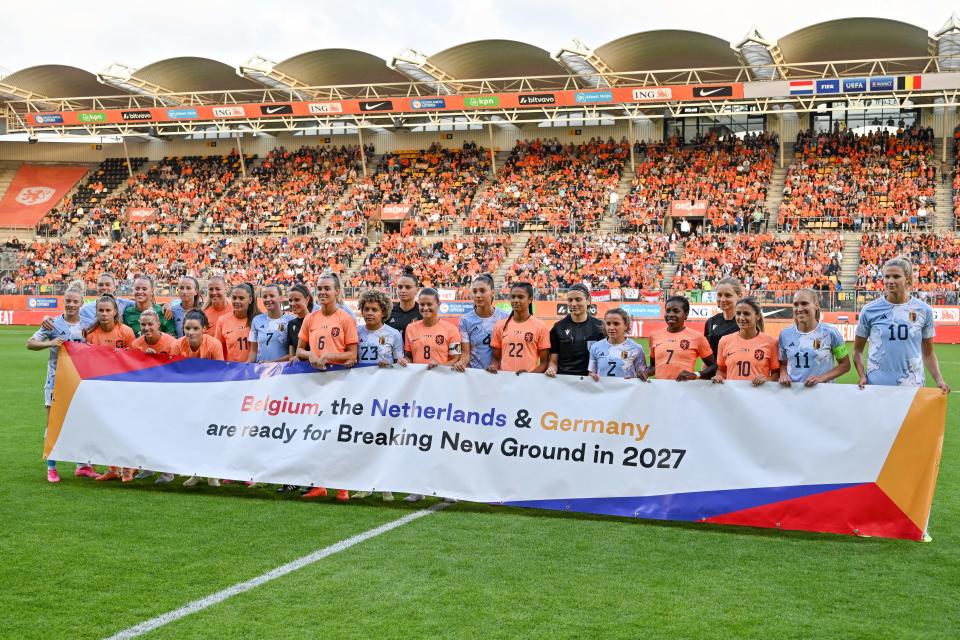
[357,324,404,365]
[79,296,133,326]
[588,339,647,378]
[170,300,202,338]
[856,296,935,387]
[250,312,295,362]
[778,322,849,383]
[459,308,510,369]
[31,316,85,405]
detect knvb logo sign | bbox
[15,186,55,206]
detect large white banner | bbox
[47,345,947,539]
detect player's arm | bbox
[712,348,726,384]
[532,348,550,374]
[852,335,868,389]
[487,326,502,373]
[679,353,714,381]
[588,347,599,382]
[545,326,560,377]
[633,347,649,382]
[247,340,259,363]
[296,338,313,363]
[27,330,60,351]
[921,338,951,394]
[452,339,471,372]
[807,339,851,386]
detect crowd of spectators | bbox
[857,232,960,291]
[330,142,490,236]
[779,128,937,231]
[349,233,510,289]
[671,232,844,293]
[200,146,363,235]
[505,234,671,291]
[36,157,148,236]
[73,153,250,238]
[463,138,627,233]
[617,132,776,232]
[15,234,367,286]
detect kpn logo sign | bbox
[463,96,500,108]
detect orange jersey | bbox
[131,333,178,355]
[492,316,551,372]
[650,327,713,380]
[717,332,779,381]
[174,334,224,360]
[215,313,252,362]
[204,304,231,336]
[298,308,358,361]
[86,323,136,349]
[404,319,460,365]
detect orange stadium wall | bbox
[5,295,960,344]
[0,121,662,163]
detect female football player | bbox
[713,297,779,386]
[453,274,508,372]
[648,296,715,381]
[177,310,224,488]
[853,258,950,393]
[27,282,93,482]
[249,284,294,363]
[778,289,850,387]
[588,308,647,381]
[171,276,203,338]
[215,283,257,363]
[545,284,604,377]
[490,283,550,374]
[204,276,231,336]
[702,277,742,379]
[404,288,460,368]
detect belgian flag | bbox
[897,75,922,90]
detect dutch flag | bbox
[789,80,814,95]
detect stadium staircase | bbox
[659,241,684,290]
[313,153,382,236]
[182,156,267,239]
[60,160,158,241]
[0,161,21,201]
[493,232,531,283]
[764,143,792,228]
[838,234,861,293]
[934,139,955,231]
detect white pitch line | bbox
[104,502,449,640]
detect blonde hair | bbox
[715,277,743,296]
[882,257,913,283]
[794,288,822,321]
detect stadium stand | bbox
[76,153,251,237]
[332,142,490,236]
[857,232,960,291]
[505,234,671,290]
[15,234,368,285]
[462,138,627,233]
[671,232,845,293]
[199,145,363,235]
[778,128,937,231]
[36,157,149,236]
[349,233,510,289]
[617,133,776,232]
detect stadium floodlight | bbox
[552,39,613,88]
[97,63,180,106]
[735,27,781,80]
[237,56,314,100]
[388,49,457,95]
[935,14,960,71]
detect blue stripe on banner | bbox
[89,358,377,383]
[502,483,863,522]
[789,89,814,95]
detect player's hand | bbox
[936,379,951,395]
[589,372,599,382]
[427,362,438,370]
[397,357,409,367]
[804,375,824,387]
[514,369,527,376]
[752,375,767,387]
[452,360,466,372]
[676,370,696,382]
[145,348,156,354]
[712,375,725,385]
[309,354,327,370]
[41,316,55,331]
[857,376,867,390]
[161,303,173,321]
[343,357,357,368]
[51,337,65,348]
[486,363,498,374]
[779,372,791,387]
[636,369,649,382]
[545,365,558,378]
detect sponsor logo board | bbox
[77,112,107,123]
[166,108,198,119]
[620,304,661,318]
[463,96,500,108]
[212,106,245,118]
[121,110,153,121]
[574,90,613,103]
[307,102,343,114]
[411,98,446,109]
[842,78,867,92]
[518,93,557,105]
[438,302,474,315]
[816,79,840,94]
[27,297,59,309]
[693,85,734,98]
[870,77,895,92]
[33,114,64,124]
[631,87,673,101]
[359,100,394,111]
[260,104,293,115]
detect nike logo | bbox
[698,88,726,96]
[265,106,286,114]
[363,102,386,111]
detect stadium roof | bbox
[0,17,953,102]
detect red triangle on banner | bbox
[705,483,923,540]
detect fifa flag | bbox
[47,344,948,541]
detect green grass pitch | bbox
[1,326,957,639]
